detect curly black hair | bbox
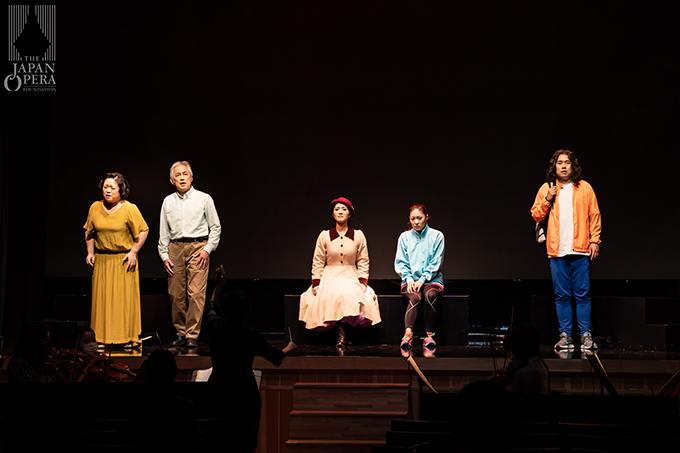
[546,149,583,186]
[98,172,130,200]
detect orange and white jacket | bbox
[531,180,601,257]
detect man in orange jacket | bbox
[531,150,601,351]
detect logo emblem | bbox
[5,5,56,92]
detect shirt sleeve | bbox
[83,202,97,235]
[158,199,171,262]
[311,231,327,287]
[419,232,444,284]
[127,203,149,239]
[355,230,369,285]
[588,187,602,244]
[530,183,552,222]
[252,329,285,367]
[202,195,221,255]
[394,233,413,283]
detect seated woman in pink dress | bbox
[299,197,381,348]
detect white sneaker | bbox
[554,332,574,349]
[581,332,597,349]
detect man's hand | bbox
[589,243,600,261]
[194,249,210,269]
[546,185,558,202]
[164,259,174,276]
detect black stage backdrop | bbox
[2,2,679,329]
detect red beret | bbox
[331,197,354,215]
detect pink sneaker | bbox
[400,331,413,358]
[423,332,436,358]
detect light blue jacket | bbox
[394,224,445,289]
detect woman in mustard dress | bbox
[84,172,149,346]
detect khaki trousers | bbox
[168,240,209,340]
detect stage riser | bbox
[286,382,409,451]
[285,295,469,346]
[289,415,395,440]
[284,442,380,453]
[293,385,409,412]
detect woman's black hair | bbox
[98,172,131,200]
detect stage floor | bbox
[107,338,680,361]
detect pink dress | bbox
[299,228,381,331]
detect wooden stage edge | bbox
[157,354,680,396]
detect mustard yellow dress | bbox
[83,201,149,344]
